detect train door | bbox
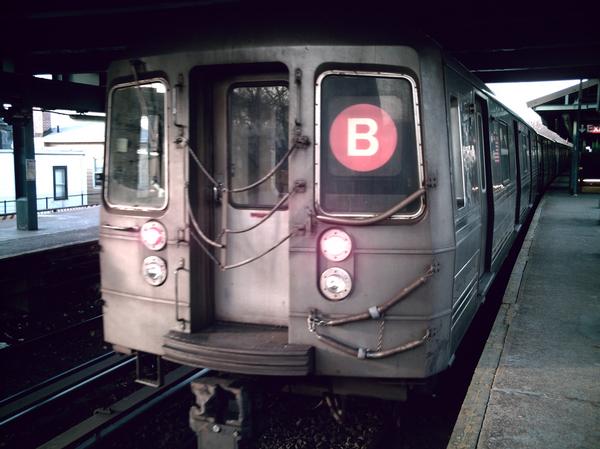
[211,74,290,325]
[474,95,493,291]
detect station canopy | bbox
[1,1,600,112]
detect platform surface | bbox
[448,188,600,449]
[0,207,99,259]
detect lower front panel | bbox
[103,290,181,355]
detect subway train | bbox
[99,25,569,397]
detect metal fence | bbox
[0,192,102,217]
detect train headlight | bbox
[141,220,167,251]
[320,229,352,262]
[142,256,167,286]
[319,267,352,301]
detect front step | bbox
[163,322,314,376]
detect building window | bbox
[93,158,103,188]
[53,166,68,200]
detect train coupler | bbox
[190,377,251,449]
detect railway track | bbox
[37,366,206,449]
[0,352,134,426]
[0,241,100,315]
[1,314,107,398]
[0,352,136,448]
[1,340,206,449]
[1,315,103,356]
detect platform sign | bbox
[586,124,600,134]
[329,103,398,172]
[26,159,36,181]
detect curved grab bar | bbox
[101,224,140,232]
[316,188,426,226]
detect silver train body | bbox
[99,30,569,391]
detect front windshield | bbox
[106,80,167,209]
[318,72,422,217]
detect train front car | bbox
[100,35,456,394]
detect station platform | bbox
[0,207,99,259]
[448,188,600,449]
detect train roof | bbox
[110,25,570,148]
[440,50,571,147]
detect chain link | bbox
[376,317,385,352]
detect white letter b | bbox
[347,118,379,157]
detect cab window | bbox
[106,80,167,210]
[317,71,422,217]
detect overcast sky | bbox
[486,80,583,125]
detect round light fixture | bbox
[319,229,352,262]
[142,256,167,286]
[140,220,167,251]
[319,267,353,301]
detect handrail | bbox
[316,188,426,226]
[1,192,102,217]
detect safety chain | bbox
[217,180,306,239]
[307,263,437,359]
[377,318,385,353]
[180,134,310,271]
[179,135,310,195]
[191,223,305,272]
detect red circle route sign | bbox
[329,103,397,172]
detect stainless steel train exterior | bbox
[99,30,569,392]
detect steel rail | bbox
[0,315,103,356]
[0,354,135,427]
[0,351,115,410]
[38,366,209,449]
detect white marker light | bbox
[320,229,352,262]
[141,220,167,251]
[142,256,167,286]
[319,267,352,301]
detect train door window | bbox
[316,71,423,218]
[449,96,465,209]
[106,79,167,210]
[228,83,289,207]
[53,166,68,200]
[490,119,510,188]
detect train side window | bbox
[499,121,510,184]
[521,132,530,174]
[106,79,167,210]
[449,96,465,209]
[490,119,510,188]
[476,113,487,193]
[228,83,289,208]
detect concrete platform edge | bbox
[446,198,545,449]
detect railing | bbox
[0,192,102,217]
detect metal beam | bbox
[0,72,104,112]
[533,104,598,112]
[527,80,599,108]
